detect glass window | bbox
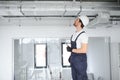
[34,43,47,68]
[61,43,71,67]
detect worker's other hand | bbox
[66,46,72,52]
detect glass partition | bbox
[14,37,111,80]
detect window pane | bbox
[35,44,47,68]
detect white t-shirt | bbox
[71,29,88,49]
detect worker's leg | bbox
[70,56,77,80]
[75,55,88,80]
[71,64,77,80]
[77,61,88,80]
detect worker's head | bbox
[74,15,89,28]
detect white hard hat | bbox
[78,15,89,27]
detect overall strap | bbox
[75,31,85,41]
[70,35,73,41]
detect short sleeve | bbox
[80,33,88,43]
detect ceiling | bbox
[0,0,120,27]
[0,1,120,17]
[0,0,118,2]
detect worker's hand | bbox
[66,46,72,52]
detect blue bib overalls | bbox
[69,31,88,80]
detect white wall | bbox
[0,20,120,80]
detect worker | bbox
[66,15,89,80]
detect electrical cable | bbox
[76,0,82,17]
[20,0,25,16]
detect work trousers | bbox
[70,54,88,80]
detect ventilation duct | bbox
[88,12,110,28]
